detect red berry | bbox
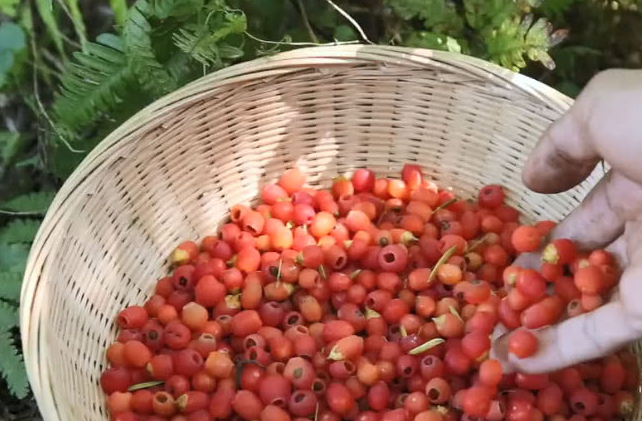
[511,226,541,252]
[508,329,538,358]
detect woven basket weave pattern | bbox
[21,46,607,421]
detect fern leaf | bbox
[35,0,66,58]
[53,34,135,129]
[0,243,30,272]
[0,219,40,244]
[0,301,18,332]
[110,0,129,26]
[0,271,22,302]
[0,331,29,398]
[484,16,556,71]
[0,0,20,17]
[173,8,247,67]
[123,1,177,96]
[2,191,55,213]
[388,0,463,35]
[65,0,88,48]
[151,0,205,19]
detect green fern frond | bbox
[0,0,20,17]
[123,1,177,96]
[151,0,205,19]
[0,271,22,302]
[387,0,463,35]
[0,331,29,398]
[0,243,30,272]
[2,191,55,213]
[110,0,129,25]
[485,16,556,71]
[173,7,246,67]
[53,34,135,129]
[0,301,18,332]
[0,219,40,244]
[35,0,66,58]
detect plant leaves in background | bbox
[0,243,30,272]
[0,331,29,399]
[2,191,55,214]
[0,302,18,332]
[0,219,40,244]
[0,271,23,302]
[0,0,21,17]
[64,0,88,49]
[0,131,26,167]
[35,0,66,58]
[110,0,129,25]
[0,22,27,89]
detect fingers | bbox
[524,69,642,192]
[495,300,640,374]
[543,170,625,250]
[522,104,599,194]
[514,171,626,269]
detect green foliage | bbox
[53,34,134,130]
[0,220,40,244]
[2,192,55,214]
[484,16,557,71]
[48,0,251,178]
[0,271,23,302]
[110,0,129,25]
[0,131,26,166]
[35,0,65,58]
[173,7,247,67]
[0,0,21,17]
[0,302,18,332]
[0,208,36,399]
[123,1,177,96]
[387,0,563,71]
[0,22,27,89]
[64,0,88,48]
[0,331,29,399]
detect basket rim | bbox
[19,44,573,421]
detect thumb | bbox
[522,108,600,194]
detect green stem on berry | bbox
[365,307,381,319]
[276,259,283,284]
[429,245,458,282]
[467,233,492,253]
[409,338,445,355]
[128,380,165,392]
[318,264,327,280]
[449,305,463,323]
[401,231,419,245]
[433,198,457,212]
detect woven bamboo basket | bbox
[20,45,617,421]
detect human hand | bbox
[490,69,642,374]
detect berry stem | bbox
[127,380,165,392]
[429,245,458,282]
[433,198,457,212]
[409,338,445,355]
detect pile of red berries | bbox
[100,165,639,421]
